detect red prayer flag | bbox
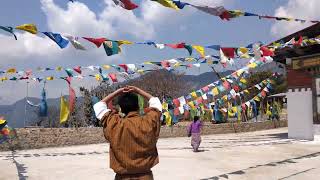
[109,73,118,82]
[294,36,303,46]
[219,11,232,20]
[161,61,170,68]
[233,85,240,92]
[221,48,235,58]
[118,64,128,72]
[174,108,180,116]
[82,37,107,48]
[222,81,230,90]
[25,70,32,76]
[201,86,209,93]
[165,43,186,49]
[69,86,76,112]
[117,0,138,10]
[73,66,82,74]
[260,46,275,56]
[173,99,180,107]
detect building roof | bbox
[272,23,320,64]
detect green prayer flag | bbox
[103,41,120,56]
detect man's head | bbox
[117,92,139,115]
[193,116,199,123]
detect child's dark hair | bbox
[117,93,139,115]
[193,116,199,123]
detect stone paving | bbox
[0,128,320,180]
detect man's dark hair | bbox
[193,116,199,123]
[118,93,139,115]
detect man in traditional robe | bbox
[94,86,162,180]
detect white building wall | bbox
[287,88,314,140]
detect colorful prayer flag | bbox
[112,0,139,10]
[60,96,70,124]
[15,24,38,34]
[82,37,107,48]
[103,41,121,56]
[151,0,179,10]
[43,32,69,49]
[0,26,17,40]
[65,35,86,50]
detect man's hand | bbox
[125,86,153,100]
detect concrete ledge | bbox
[0,120,287,151]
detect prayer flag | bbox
[73,66,82,74]
[151,0,179,10]
[65,68,74,77]
[191,5,226,16]
[117,40,133,45]
[172,1,189,9]
[15,24,38,34]
[212,87,219,96]
[60,96,70,124]
[103,41,121,56]
[6,68,16,74]
[69,86,76,112]
[192,45,205,57]
[82,37,107,48]
[46,76,54,81]
[43,32,69,49]
[112,0,139,10]
[109,73,118,82]
[39,88,48,117]
[65,35,86,50]
[221,48,235,58]
[0,26,17,40]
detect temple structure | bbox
[273,23,320,140]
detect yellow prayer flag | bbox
[163,111,172,126]
[192,45,205,57]
[212,87,219,96]
[0,77,8,81]
[222,95,228,101]
[137,69,144,74]
[0,119,6,124]
[15,24,38,34]
[254,96,261,102]
[244,89,250,94]
[95,74,101,81]
[236,69,244,76]
[162,102,168,110]
[60,96,70,124]
[143,61,153,65]
[6,68,16,74]
[103,65,111,70]
[185,57,195,62]
[191,91,197,99]
[248,62,257,69]
[46,76,54,80]
[154,0,179,10]
[56,66,63,71]
[240,78,247,84]
[117,40,133,46]
[173,62,181,67]
[230,10,245,17]
[188,101,195,109]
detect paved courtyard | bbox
[0,128,320,180]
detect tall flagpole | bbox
[24,81,29,127]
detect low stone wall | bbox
[0,120,287,151]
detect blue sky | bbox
[0,0,319,104]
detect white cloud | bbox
[271,0,320,38]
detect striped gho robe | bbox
[94,97,162,178]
